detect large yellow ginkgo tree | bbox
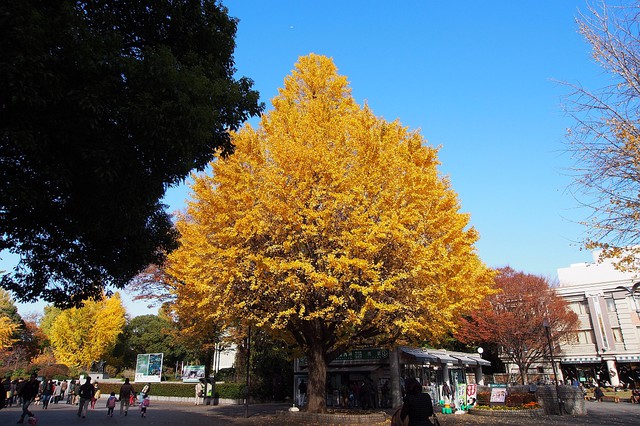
[47,293,126,371]
[168,54,493,412]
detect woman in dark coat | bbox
[594,385,605,402]
[400,378,434,426]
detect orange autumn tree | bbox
[456,267,579,385]
[167,54,493,413]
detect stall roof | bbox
[429,351,458,364]
[401,347,490,367]
[450,353,491,367]
[401,347,440,363]
[450,354,479,366]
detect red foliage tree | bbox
[456,267,579,384]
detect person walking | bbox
[139,394,150,417]
[90,383,101,409]
[15,379,24,406]
[16,373,39,424]
[60,380,68,403]
[2,377,11,407]
[105,392,117,417]
[141,383,150,398]
[118,378,135,416]
[77,377,94,418]
[52,380,62,404]
[65,380,75,404]
[298,379,307,406]
[400,378,434,426]
[41,379,53,409]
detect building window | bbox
[570,301,588,315]
[606,298,616,312]
[612,328,623,343]
[577,330,593,344]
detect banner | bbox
[182,365,206,383]
[135,353,163,383]
[456,383,467,409]
[466,384,478,407]
[490,386,507,403]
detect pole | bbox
[245,325,251,418]
[543,319,563,415]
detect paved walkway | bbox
[0,399,638,425]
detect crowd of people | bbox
[2,375,152,423]
[321,378,392,409]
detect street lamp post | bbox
[476,347,485,385]
[615,282,640,319]
[543,319,563,415]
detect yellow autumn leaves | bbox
[168,54,493,349]
[45,294,126,369]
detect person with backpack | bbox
[105,392,117,417]
[139,394,150,417]
[400,378,434,426]
[77,378,94,418]
[16,373,39,424]
[118,378,135,416]
[141,383,150,398]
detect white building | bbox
[555,250,640,387]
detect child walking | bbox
[106,392,117,417]
[139,395,150,417]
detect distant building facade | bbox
[555,251,640,387]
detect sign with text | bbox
[334,349,389,361]
[182,365,206,383]
[135,353,163,383]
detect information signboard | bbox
[135,353,163,383]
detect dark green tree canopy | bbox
[124,314,186,368]
[0,0,263,307]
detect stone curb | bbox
[468,408,545,417]
[96,394,243,405]
[277,410,387,425]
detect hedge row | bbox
[95,382,246,399]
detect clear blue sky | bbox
[16,0,607,317]
[170,0,602,278]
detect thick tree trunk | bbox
[306,343,328,413]
[390,347,402,407]
[517,363,528,385]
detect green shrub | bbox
[216,382,245,399]
[96,381,246,399]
